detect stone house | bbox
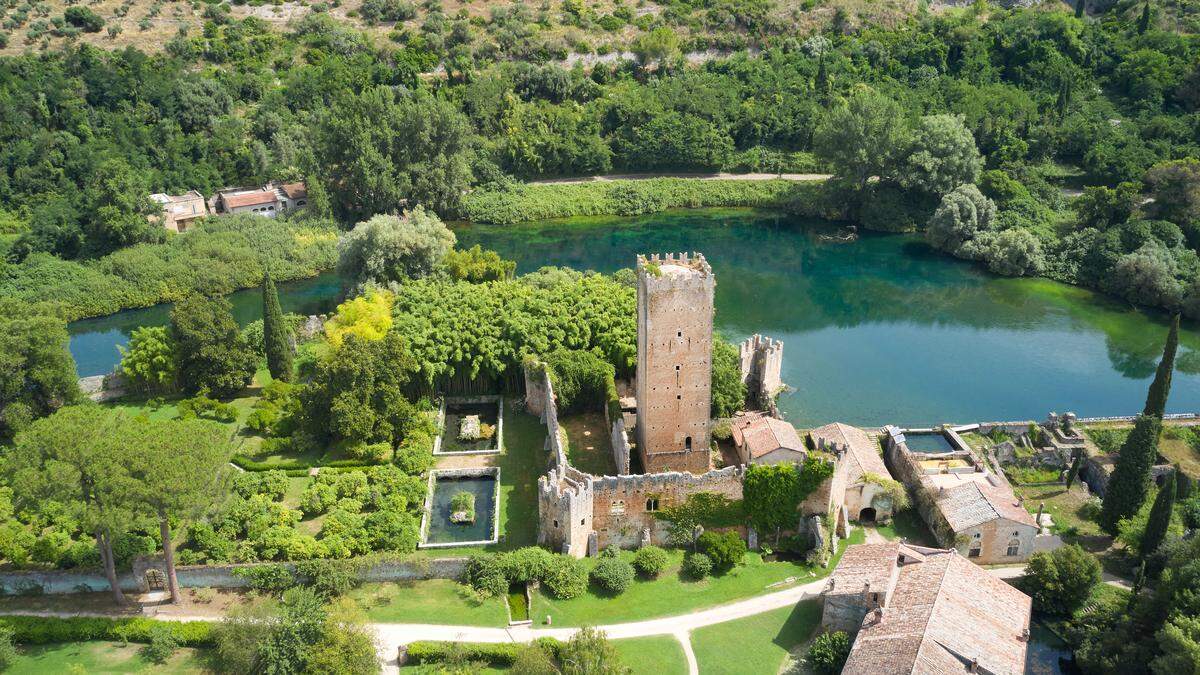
[809,422,897,525]
[823,542,1032,675]
[212,181,308,217]
[149,191,207,232]
[730,411,806,465]
[925,474,1039,564]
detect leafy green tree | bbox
[127,417,232,604]
[1101,415,1163,533]
[1145,314,1179,418]
[314,87,473,220]
[1073,183,1141,230]
[119,326,179,393]
[590,556,635,594]
[631,26,680,68]
[1023,544,1101,614]
[304,174,333,221]
[0,301,81,440]
[1140,470,1177,560]
[631,546,669,578]
[337,207,456,290]
[960,227,1045,277]
[926,184,996,254]
[1144,160,1200,226]
[1138,1,1151,33]
[559,627,627,675]
[64,6,104,31]
[81,159,158,256]
[1075,0,1085,18]
[169,295,257,397]
[5,406,136,604]
[1152,615,1200,674]
[808,631,851,675]
[710,337,747,417]
[299,332,422,448]
[814,88,909,193]
[443,245,516,283]
[901,114,983,197]
[262,272,294,383]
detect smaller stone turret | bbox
[739,334,784,410]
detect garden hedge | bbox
[0,615,214,646]
[406,638,563,666]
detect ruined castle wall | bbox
[636,253,714,475]
[611,416,632,476]
[590,467,744,549]
[531,362,594,556]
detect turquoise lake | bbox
[69,208,1200,427]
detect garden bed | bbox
[434,397,504,455]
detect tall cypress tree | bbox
[1101,414,1162,533]
[1075,0,1085,17]
[1143,314,1179,418]
[262,272,293,382]
[1139,469,1176,559]
[1138,1,1151,33]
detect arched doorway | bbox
[859,507,877,523]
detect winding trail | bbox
[527,172,832,185]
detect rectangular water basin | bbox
[904,432,956,454]
[420,468,500,547]
[435,397,504,455]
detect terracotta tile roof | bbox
[280,182,307,200]
[934,480,1037,532]
[841,547,1032,675]
[810,422,891,481]
[731,412,804,459]
[223,190,278,208]
[827,542,901,599]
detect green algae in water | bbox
[507,583,530,622]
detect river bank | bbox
[69,208,1200,427]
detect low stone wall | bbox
[0,557,468,595]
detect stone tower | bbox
[636,253,714,474]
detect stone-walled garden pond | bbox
[421,469,500,547]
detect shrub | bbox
[0,626,15,670]
[450,490,476,522]
[632,545,670,578]
[300,481,337,517]
[808,630,851,675]
[407,640,530,666]
[394,429,434,475]
[139,624,180,664]
[233,564,294,594]
[541,555,588,599]
[697,530,747,572]
[590,556,635,594]
[178,394,238,423]
[232,470,288,501]
[682,552,713,579]
[63,6,103,31]
[1022,544,1101,615]
[463,553,509,598]
[293,558,363,597]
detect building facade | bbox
[149,191,207,232]
[635,253,714,475]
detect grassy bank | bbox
[691,598,821,674]
[1,215,338,321]
[461,178,829,225]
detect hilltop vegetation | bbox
[0,0,1198,319]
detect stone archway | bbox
[859,507,877,523]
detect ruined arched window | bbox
[684,436,693,451]
[968,541,982,558]
[1007,539,1021,557]
[646,498,659,512]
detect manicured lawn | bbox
[494,401,544,549]
[691,598,822,675]
[8,641,210,674]
[1012,483,1106,539]
[610,635,688,675]
[875,509,938,547]
[532,529,865,627]
[352,579,510,626]
[561,411,616,476]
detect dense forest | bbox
[0,1,1198,317]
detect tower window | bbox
[646,498,659,512]
[684,436,693,451]
[677,331,682,337]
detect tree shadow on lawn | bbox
[772,598,822,653]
